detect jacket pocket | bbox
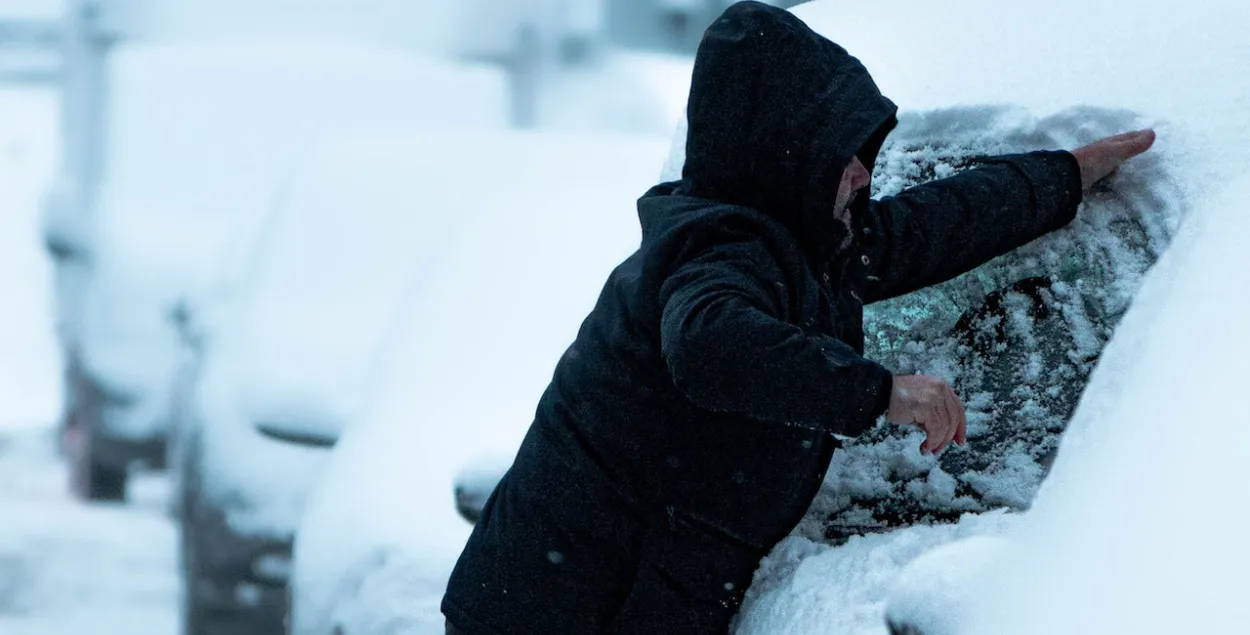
[606,508,767,635]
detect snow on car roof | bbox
[792,0,1249,171]
[289,129,669,635]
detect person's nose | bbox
[850,158,871,191]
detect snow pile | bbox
[734,511,1021,635]
[882,536,1009,635]
[0,428,177,634]
[318,547,452,635]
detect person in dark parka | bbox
[441,2,1155,634]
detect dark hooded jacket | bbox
[442,3,1082,633]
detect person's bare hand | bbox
[885,375,967,455]
[1071,129,1156,191]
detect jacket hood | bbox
[669,1,899,264]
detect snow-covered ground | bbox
[0,427,176,634]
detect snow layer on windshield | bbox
[812,105,1187,534]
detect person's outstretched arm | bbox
[860,129,1155,303]
[660,219,892,438]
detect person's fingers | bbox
[1073,128,1156,190]
[929,402,950,454]
[1108,128,1156,160]
[931,395,950,454]
[921,408,940,455]
[937,392,958,452]
[948,385,968,446]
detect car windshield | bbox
[808,105,1185,537]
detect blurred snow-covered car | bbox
[282,130,669,635]
[172,124,481,635]
[49,39,508,501]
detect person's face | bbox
[834,156,872,231]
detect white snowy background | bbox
[2,0,1248,633]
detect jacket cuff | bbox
[1047,149,1085,217]
[870,367,894,421]
[838,363,893,438]
[1021,150,1084,226]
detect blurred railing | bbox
[0,18,62,84]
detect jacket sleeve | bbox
[659,224,893,437]
[860,150,1084,304]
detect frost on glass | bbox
[806,105,1186,541]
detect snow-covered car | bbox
[49,39,509,502]
[280,130,669,635]
[170,123,509,635]
[658,0,1243,633]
